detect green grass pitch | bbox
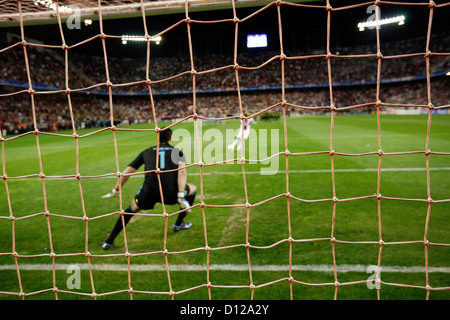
[0,114,449,300]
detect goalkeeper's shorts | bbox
[134,184,191,210]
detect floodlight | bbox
[357,15,405,31]
[121,35,162,45]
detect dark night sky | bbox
[2,0,448,58]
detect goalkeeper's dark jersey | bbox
[128,143,185,195]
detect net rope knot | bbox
[376,100,382,108]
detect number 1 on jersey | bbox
[159,151,166,169]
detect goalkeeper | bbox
[101,128,197,250]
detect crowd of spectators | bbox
[0,32,448,135]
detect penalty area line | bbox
[0,263,449,273]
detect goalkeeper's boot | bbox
[102,242,112,250]
[173,222,192,232]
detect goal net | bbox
[0,0,449,300]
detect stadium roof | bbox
[0,0,315,27]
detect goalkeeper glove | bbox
[102,188,119,199]
[177,192,191,213]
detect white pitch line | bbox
[0,263,449,273]
[6,167,450,180]
[193,167,450,175]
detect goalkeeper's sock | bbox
[186,190,197,206]
[105,206,134,245]
[174,211,187,227]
